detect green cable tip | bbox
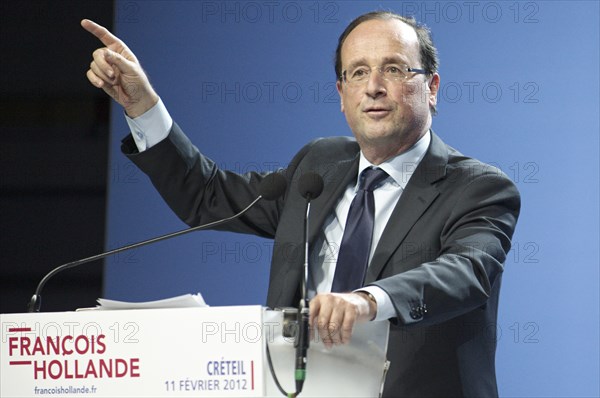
[295,369,306,381]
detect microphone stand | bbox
[292,171,323,396]
[294,198,311,395]
[28,196,263,313]
[267,171,322,397]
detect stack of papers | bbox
[94,293,208,310]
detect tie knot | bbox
[359,168,389,192]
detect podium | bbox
[1,306,389,397]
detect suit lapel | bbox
[270,139,358,307]
[365,132,449,283]
[308,156,359,244]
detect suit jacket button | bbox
[410,309,420,319]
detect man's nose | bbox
[365,69,387,98]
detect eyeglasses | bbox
[341,64,427,86]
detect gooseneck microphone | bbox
[298,172,324,201]
[294,172,324,395]
[27,172,287,313]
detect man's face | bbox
[336,19,440,160]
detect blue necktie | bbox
[331,167,389,292]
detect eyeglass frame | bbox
[340,63,428,85]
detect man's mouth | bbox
[364,107,391,118]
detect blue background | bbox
[104,1,599,396]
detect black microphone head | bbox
[298,172,324,200]
[259,173,287,201]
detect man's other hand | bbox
[309,292,376,348]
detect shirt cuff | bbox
[125,98,173,152]
[356,286,395,322]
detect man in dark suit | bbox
[83,11,520,397]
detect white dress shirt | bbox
[309,132,430,320]
[126,99,430,321]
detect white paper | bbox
[96,293,208,310]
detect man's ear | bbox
[336,80,345,113]
[428,73,440,109]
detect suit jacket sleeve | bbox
[120,122,322,240]
[371,160,521,327]
[121,123,280,237]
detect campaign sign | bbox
[1,306,265,397]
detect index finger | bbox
[81,19,124,49]
[309,296,321,328]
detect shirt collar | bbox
[357,130,431,190]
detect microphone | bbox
[298,172,324,200]
[27,172,287,313]
[295,172,324,395]
[258,172,288,201]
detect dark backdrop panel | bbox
[0,0,113,313]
